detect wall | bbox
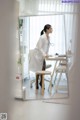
[69,6,80,120]
[0,0,16,118]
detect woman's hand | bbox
[48,55,53,57]
[44,54,48,58]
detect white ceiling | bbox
[18,0,79,16]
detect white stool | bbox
[36,71,51,95]
[54,65,67,93]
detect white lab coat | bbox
[29,33,50,72]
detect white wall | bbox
[0,0,16,117]
[69,9,80,120]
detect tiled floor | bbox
[23,76,68,100]
[14,73,68,100]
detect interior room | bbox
[16,14,71,100]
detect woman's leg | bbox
[40,60,46,87]
[36,74,39,89]
[36,60,46,89]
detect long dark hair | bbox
[40,24,51,35]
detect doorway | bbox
[17,14,73,100]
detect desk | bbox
[46,55,66,61]
[45,55,67,93]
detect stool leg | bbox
[55,71,62,93]
[42,75,44,95]
[36,74,39,89]
[54,72,58,86]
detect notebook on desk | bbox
[55,53,66,57]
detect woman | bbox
[29,24,53,89]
